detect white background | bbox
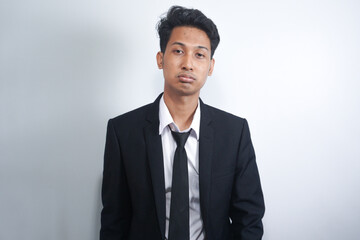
[1,0,360,239]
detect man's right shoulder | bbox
[109,101,155,129]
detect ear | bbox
[156,51,164,69]
[208,58,215,76]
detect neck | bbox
[163,92,199,131]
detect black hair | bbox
[157,6,220,59]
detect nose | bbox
[181,54,193,71]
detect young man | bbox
[100,6,265,240]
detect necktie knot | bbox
[171,130,191,148]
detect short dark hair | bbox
[157,6,220,59]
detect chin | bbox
[176,89,199,97]
[165,84,200,98]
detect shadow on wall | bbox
[1,13,129,239]
[95,174,103,239]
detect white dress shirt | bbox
[159,96,205,240]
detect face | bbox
[156,26,215,98]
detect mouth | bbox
[177,73,196,83]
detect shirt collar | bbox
[159,95,200,140]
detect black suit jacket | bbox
[100,94,265,240]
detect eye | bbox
[173,49,183,54]
[196,53,205,58]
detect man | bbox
[100,6,265,240]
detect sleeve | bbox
[230,119,265,240]
[100,119,132,240]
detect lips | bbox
[177,73,196,83]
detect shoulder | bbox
[201,103,253,144]
[110,93,162,126]
[202,103,247,128]
[108,102,156,135]
[113,103,152,123]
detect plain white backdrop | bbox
[1,0,360,239]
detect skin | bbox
[156,26,215,130]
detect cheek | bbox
[200,65,211,76]
[163,57,175,68]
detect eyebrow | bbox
[171,42,209,51]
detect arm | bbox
[100,119,132,240]
[230,119,265,240]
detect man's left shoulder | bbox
[202,103,247,126]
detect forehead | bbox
[167,26,211,49]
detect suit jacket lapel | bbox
[144,94,166,238]
[198,99,214,234]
